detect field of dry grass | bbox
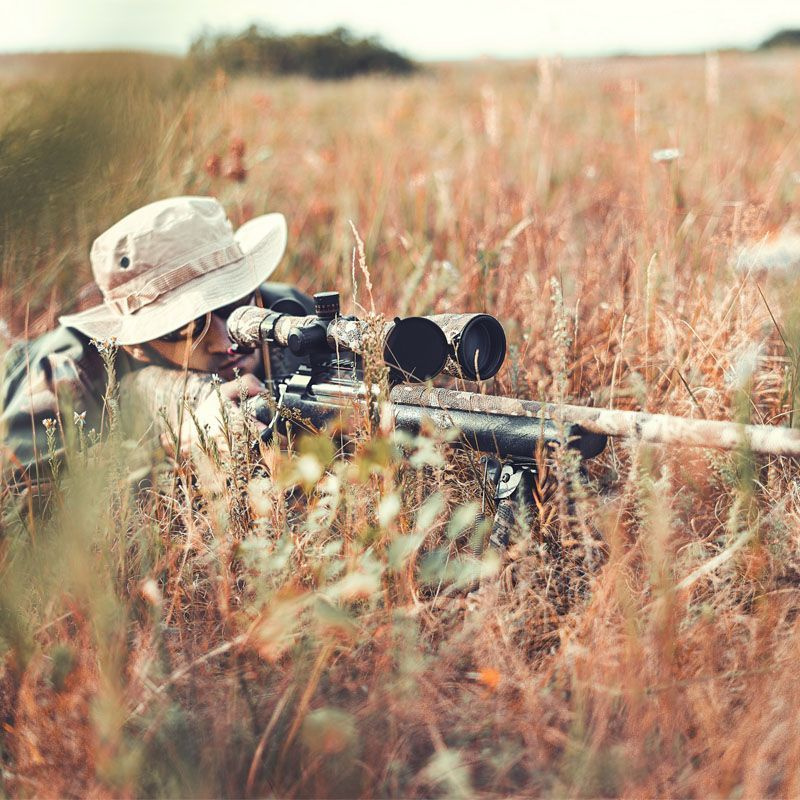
[2,50,800,797]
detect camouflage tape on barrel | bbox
[390,384,800,456]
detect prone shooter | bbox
[6,195,800,548]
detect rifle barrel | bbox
[392,403,606,458]
[390,385,800,458]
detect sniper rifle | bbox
[223,290,608,549]
[123,288,800,553]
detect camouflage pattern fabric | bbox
[1,326,112,484]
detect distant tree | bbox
[187,26,416,80]
[758,29,800,49]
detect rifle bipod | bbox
[468,455,595,617]
[471,456,541,553]
[472,455,582,555]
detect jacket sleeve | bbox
[1,328,104,481]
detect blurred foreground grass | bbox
[0,53,192,327]
[2,50,800,798]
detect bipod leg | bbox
[487,461,538,551]
[467,458,537,604]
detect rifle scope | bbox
[227,292,450,382]
[426,313,507,380]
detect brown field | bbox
[2,50,800,797]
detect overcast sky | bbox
[0,0,798,59]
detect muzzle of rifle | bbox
[227,305,449,382]
[426,313,507,380]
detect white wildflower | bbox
[651,148,681,163]
[296,454,323,485]
[140,578,162,606]
[90,337,118,355]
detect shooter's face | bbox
[143,313,262,380]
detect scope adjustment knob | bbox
[313,291,340,320]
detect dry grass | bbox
[2,50,800,797]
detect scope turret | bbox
[313,291,340,319]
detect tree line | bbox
[187,26,416,80]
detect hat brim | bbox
[59,213,287,346]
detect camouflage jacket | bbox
[1,283,313,486]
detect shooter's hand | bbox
[173,374,268,460]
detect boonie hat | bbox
[59,196,287,345]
